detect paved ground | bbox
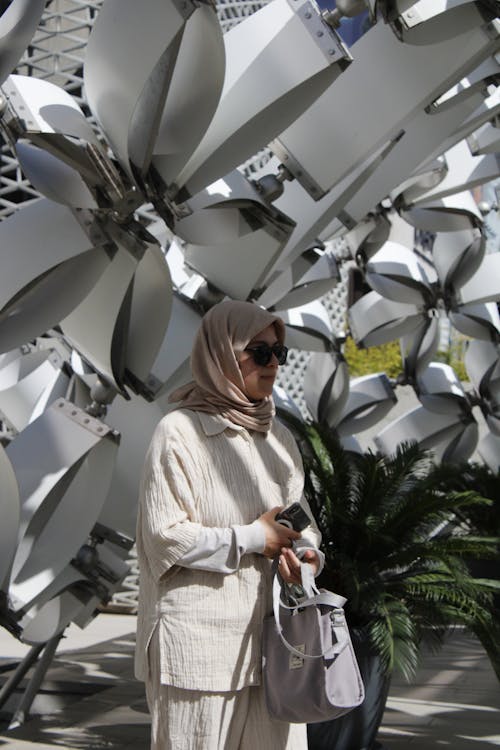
[0,614,498,749]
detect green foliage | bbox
[430,460,500,536]
[343,334,470,383]
[283,415,500,682]
[343,336,402,379]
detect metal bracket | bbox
[291,0,352,65]
[51,398,115,440]
[269,137,328,199]
[70,207,110,248]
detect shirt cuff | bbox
[294,538,325,576]
[232,520,266,555]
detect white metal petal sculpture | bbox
[0,74,122,211]
[0,198,111,355]
[384,0,498,45]
[365,242,434,305]
[256,246,340,311]
[61,224,172,399]
[271,15,497,200]
[84,0,225,196]
[456,252,500,306]
[0,346,69,433]
[464,339,500,436]
[336,372,397,436]
[278,300,337,351]
[348,290,423,348]
[2,399,120,640]
[0,0,46,87]
[0,0,497,679]
[174,170,295,300]
[374,403,478,463]
[303,350,350,426]
[175,0,351,197]
[0,444,20,592]
[415,362,470,415]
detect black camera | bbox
[275,502,311,532]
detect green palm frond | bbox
[368,599,419,680]
[280,414,500,682]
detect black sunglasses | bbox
[244,343,288,366]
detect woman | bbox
[135,300,324,749]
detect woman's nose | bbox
[267,352,279,367]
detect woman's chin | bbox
[247,383,275,402]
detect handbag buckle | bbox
[330,610,345,625]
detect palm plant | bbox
[284,415,500,682]
[432,460,500,539]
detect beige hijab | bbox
[169,300,286,433]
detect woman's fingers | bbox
[258,508,301,557]
[301,549,320,575]
[281,547,301,567]
[278,549,302,584]
[278,547,320,583]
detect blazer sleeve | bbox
[137,425,204,582]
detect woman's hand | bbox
[278,547,320,585]
[257,506,301,558]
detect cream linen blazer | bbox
[134,408,321,692]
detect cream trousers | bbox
[145,635,308,750]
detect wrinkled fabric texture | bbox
[135,409,322,691]
[137,300,318,749]
[169,300,285,433]
[146,627,308,749]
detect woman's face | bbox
[237,324,280,402]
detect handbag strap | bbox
[271,563,349,661]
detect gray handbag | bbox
[262,563,365,724]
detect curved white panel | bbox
[348,291,422,348]
[5,399,118,610]
[400,316,440,380]
[84,0,192,175]
[456,253,500,306]
[337,373,397,436]
[16,141,98,209]
[0,445,20,590]
[148,5,225,186]
[0,0,46,86]
[0,199,110,354]
[303,351,350,426]
[374,405,476,458]
[124,243,173,396]
[416,362,468,415]
[177,0,350,196]
[389,1,496,46]
[464,340,500,397]
[449,302,500,341]
[4,74,99,142]
[0,348,69,432]
[432,227,484,291]
[279,301,336,352]
[366,242,432,305]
